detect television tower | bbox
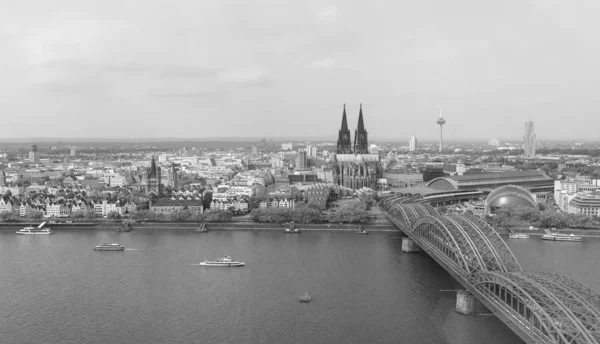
[436,108,446,153]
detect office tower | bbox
[409,136,417,152]
[296,150,308,169]
[488,138,500,147]
[523,120,536,158]
[29,144,39,162]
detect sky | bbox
[2,0,600,141]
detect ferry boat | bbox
[199,256,245,267]
[541,229,582,242]
[16,222,52,235]
[298,293,311,302]
[94,243,125,251]
[285,222,300,234]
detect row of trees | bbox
[488,204,599,230]
[127,209,232,223]
[250,207,323,223]
[249,201,370,224]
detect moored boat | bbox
[94,243,125,251]
[285,222,300,233]
[357,226,368,235]
[508,233,530,239]
[541,229,582,242]
[199,256,244,267]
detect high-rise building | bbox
[167,163,178,189]
[29,144,39,163]
[296,150,308,169]
[523,120,536,158]
[436,111,446,153]
[409,136,417,152]
[488,138,500,147]
[70,146,76,156]
[251,146,258,155]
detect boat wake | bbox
[125,248,140,251]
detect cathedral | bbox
[333,104,382,189]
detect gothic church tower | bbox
[353,104,369,154]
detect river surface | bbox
[0,228,598,344]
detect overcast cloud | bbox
[1,0,599,140]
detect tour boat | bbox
[16,226,52,235]
[541,230,582,242]
[17,222,52,235]
[94,243,126,251]
[508,233,530,239]
[298,293,311,302]
[199,256,245,267]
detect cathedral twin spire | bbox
[336,104,368,154]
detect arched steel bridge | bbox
[381,196,600,344]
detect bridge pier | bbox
[455,290,490,315]
[401,238,422,252]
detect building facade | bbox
[409,136,417,152]
[523,120,536,158]
[333,104,382,189]
[29,145,39,163]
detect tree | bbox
[71,210,85,221]
[204,209,233,222]
[84,209,98,220]
[0,211,13,221]
[29,209,44,220]
[167,209,194,222]
[327,201,369,224]
[106,211,122,222]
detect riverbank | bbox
[0,221,399,232]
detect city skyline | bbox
[2,1,600,140]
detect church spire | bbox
[336,104,352,154]
[357,103,365,131]
[149,156,157,178]
[353,104,369,154]
[341,104,349,131]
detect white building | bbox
[409,136,417,152]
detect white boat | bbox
[541,229,582,242]
[16,222,52,235]
[508,233,530,239]
[94,243,126,251]
[199,256,245,267]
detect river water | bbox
[0,228,598,344]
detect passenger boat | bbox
[94,243,126,251]
[285,222,300,234]
[357,226,368,235]
[541,229,582,242]
[16,222,52,235]
[199,256,245,267]
[298,293,311,302]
